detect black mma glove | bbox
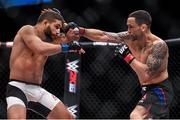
[63,22,86,36]
[63,22,79,33]
[61,41,82,53]
[115,43,135,64]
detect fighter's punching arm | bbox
[63,22,133,43]
[115,41,168,83]
[22,25,83,56]
[79,27,133,43]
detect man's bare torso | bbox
[127,36,168,85]
[10,26,48,84]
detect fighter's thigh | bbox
[6,83,28,119]
[36,88,73,119]
[47,101,74,119]
[6,96,27,119]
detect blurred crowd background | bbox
[0,0,180,119]
[0,0,180,42]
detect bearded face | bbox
[44,26,53,42]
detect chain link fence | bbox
[0,41,180,119]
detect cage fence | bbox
[0,39,180,119]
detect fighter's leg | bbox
[7,103,26,119]
[35,88,74,119]
[6,82,28,119]
[130,105,151,120]
[47,101,74,119]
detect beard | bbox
[131,34,138,41]
[44,26,53,42]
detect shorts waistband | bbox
[10,79,41,86]
[142,78,169,88]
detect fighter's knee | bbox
[70,114,75,119]
[7,105,26,119]
[130,111,135,119]
[130,111,142,120]
[7,111,26,119]
[70,112,76,119]
[65,111,76,119]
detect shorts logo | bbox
[52,95,58,101]
[67,60,79,93]
[142,86,147,91]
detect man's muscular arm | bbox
[22,25,83,56]
[146,41,168,76]
[80,28,132,43]
[21,26,61,56]
[130,41,168,82]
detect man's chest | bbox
[130,47,152,63]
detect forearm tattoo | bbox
[146,41,167,76]
[104,31,133,43]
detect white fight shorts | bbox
[6,80,61,117]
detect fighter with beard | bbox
[6,9,83,119]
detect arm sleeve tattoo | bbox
[104,31,134,43]
[146,41,168,76]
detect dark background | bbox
[0,0,180,119]
[0,0,180,42]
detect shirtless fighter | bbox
[6,8,83,119]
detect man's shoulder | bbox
[20,25,34,32]
[151,39,168,52]
[152,35,166,45]
[18,25,34,34]
[153,39,166,46]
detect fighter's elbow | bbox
[143,73,151,82]
[143,70,158,83]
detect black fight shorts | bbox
[138,79,173,119]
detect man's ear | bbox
[42,19,49,27]
[141,24,147,32]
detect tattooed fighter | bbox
[77,10,173,119]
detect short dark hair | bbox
[128,10,152,28]
[37,10,65,24]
